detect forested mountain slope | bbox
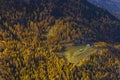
[0,0,120,80]
[0,0,120,44]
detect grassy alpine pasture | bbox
[55,45,97,64]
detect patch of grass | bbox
[55,45,96,64]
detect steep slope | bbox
[88,0,120,19]
[1,0,120,44]
[0,0,120,80]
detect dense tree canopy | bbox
[0,0,120,80]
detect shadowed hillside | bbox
[88,0,120,19]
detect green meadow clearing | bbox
[55,45,97,64]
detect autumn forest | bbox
[0,0,120,80]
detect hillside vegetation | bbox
[0,0,120,80]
